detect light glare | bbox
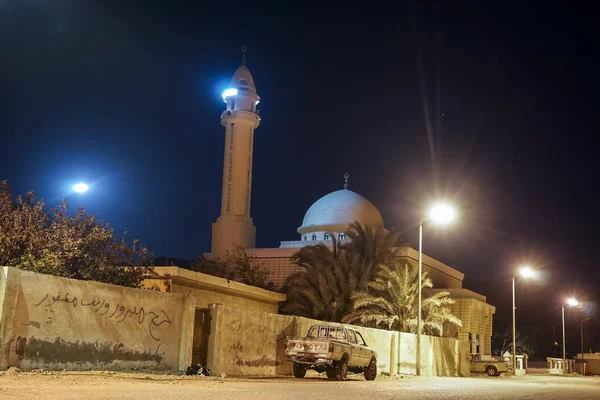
[518,266,536,279]
[222,88,238,102]
[428,203,457,225]
[73,183,89,194]
[566,298,579,307]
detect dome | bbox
[298,189,384,234]
[230,65,256,92]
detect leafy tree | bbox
[342,262,462,337]
[0,180,151,287]
[492,326,539,358]
[190,246,274,291]
[281,222,395,321]
[222,246,275,290]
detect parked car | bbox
[470,355,511,376]
[285,324,377,381]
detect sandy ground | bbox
[1,369,599,399]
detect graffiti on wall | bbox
[34,291,172,342]
[225,317,292,368]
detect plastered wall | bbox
[0,267,195,371]
[206,304,469,377]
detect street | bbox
[1,370,599,399]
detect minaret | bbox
[211,48,260,258]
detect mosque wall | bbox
[254,246,465,290]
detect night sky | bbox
[1,1,598,345]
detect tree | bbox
[222,246,275,290]
[340,222,399,289]
[492,326,539,358]
[0,180,151,287]
[190,246,274,291]
[342,262,462,337]
[280,239,362,321]
[281,222,396,321]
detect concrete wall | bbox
[0,267,195,371]
[171,284,274,314]
[206,304,469,377]
[143,267,285,314]
[577,354,600,374]
[206,303,296,376]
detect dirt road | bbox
[1,370,599,399]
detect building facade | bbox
[208,56,495,357]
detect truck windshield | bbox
[307,326,346,339]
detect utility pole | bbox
[553,325,556,358]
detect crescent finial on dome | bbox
[344,173,349,190]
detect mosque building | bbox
[208,54,496,357]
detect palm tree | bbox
[341,222,398,288]
[281,222,397,321]
[281,238,360,321]
[342,262,462,337]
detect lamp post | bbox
[581,317,591,362]
[416,203,456,376]
[562,297,579,371]
[512,266,536,374]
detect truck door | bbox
[355,331,371,366]
[346,329,359,365]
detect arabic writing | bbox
[34,292,172,341]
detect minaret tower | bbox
[211,47,260,258]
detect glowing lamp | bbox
[221,88,238,102]
[566,298,579,307]
[428,203,457,225]
[518,266,536,279]
[73,183,89,193]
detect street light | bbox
[73,183,89,193]
[416,202,457,376]
[562,297,579,371]
[512,266,537,374]
[581,317,591,363]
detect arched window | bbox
[339,232,345,240]
[324,233,331,241]
[311,234,317,241]
[304,235,307,241]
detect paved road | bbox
[1,371,599,399]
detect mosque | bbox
[207,54,496,357]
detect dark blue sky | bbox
[1,1,598,333]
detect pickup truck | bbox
[285,324,377,381]
[470,355,511,376]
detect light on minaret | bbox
[221,88,238,102]
[211,47,260,258]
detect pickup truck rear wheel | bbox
[485,365,498,377]
[293,363,307,378]
[334,358,348,381]
[364,358,377,381]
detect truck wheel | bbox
[334,358,348,381]
[364,358,377,381]
[326,369,335,379]
[485,366,498,377]
[293,363,307,378]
